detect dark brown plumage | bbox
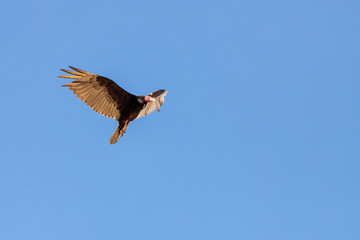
[59,66,167,144]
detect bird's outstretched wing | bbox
[59,66,135,120]
[136,90,168,120]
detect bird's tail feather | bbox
[110,123,129,144]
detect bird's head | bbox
[145,95,155,103]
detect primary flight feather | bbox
[59,66,167,144]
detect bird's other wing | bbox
[135,89,168,120]
[59,66,136,120]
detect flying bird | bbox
[59,66,167,144]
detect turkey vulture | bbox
[58,66,167,144]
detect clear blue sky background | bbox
[1,0,359,239]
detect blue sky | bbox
[1,0,359,239]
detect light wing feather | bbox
[135,90,168,120]
[59,66,135,120]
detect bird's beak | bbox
[145,96,155,102]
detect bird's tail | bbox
[110,122,129,144]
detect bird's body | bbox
[58,66,167,144]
